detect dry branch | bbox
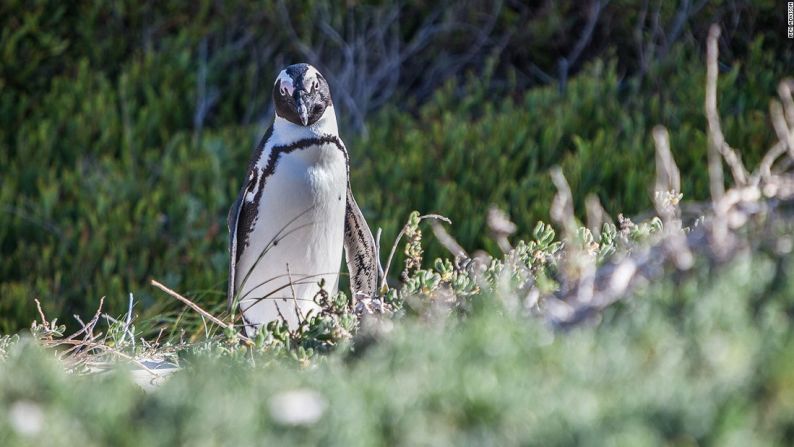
[705,24,748,188]
[541,24,794,327]
[151,279,249,342]
[431,220,469,259]
[550,166,577,238]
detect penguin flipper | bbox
[343,186,379,301]
[227,192,244,313]
[228,125,273,315]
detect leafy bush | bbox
[357,41,783,267]
[0,1,790,335]
[2,247,794,445]
[3,19,794,439]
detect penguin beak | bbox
[296,93,309,126]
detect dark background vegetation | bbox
[1,0,791,332]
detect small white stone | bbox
[9,400,44,436]
[269,389,327,426]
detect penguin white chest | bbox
[236,142,347,333]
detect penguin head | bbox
[273,63,332,127]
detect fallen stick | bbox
[150,279,251,342]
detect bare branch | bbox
[585,194,610,240]
[151,279,249,342]
[559,0,608,92]
[487,206,517,254]
[34,298,49,328]
[430,220,469,259]
[779,79,794,129]
[771,100,794,161]
[652,125,681,196]
[757,141,787,182]
[705,24,748,188]
[550,167,577,238]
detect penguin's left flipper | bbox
[343,185,379,301]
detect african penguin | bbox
[227,63,378,336]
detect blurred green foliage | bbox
[2,250,794,445]
[0,0,790,332]
[361,44,782,258]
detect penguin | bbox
[227,63,378,336]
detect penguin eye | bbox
[280,86,288,96]
[311,80,319,92]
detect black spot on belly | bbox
[273,239,279,246]
[338,195,342,201]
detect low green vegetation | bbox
[3,2,794,444]
[1,0,791,332]
[0,37,788,333]
[2,231,794,444]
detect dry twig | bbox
[550,167,577,238]
[545,23,794,327]
[430,220,468,259]
[705,24,748,188]
[151,279,250,342]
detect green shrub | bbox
[1,1,790,332]
[2,249,794,445]
[357,42,782,264]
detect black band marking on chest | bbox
[236,135,349,263]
